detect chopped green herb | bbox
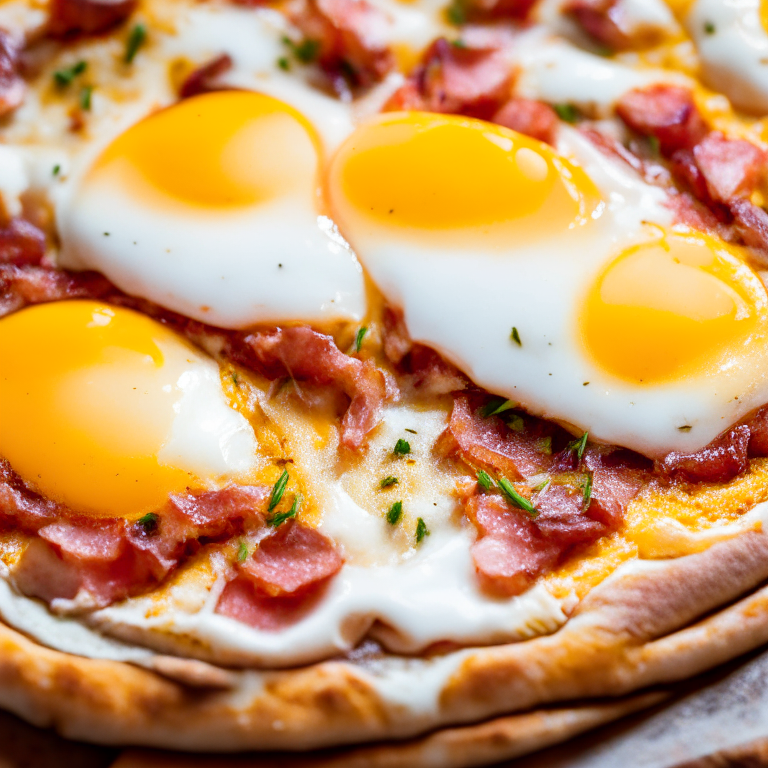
[476,470,493,492]
[393,438,411,456]
[533,478,551,493]
[387,500,403,525]
[282,36,321,64]
[79,85,93,111]
[137,512,159,534]
[582,473,592,507]
[537,436,552,455]
[446,0,465,25]
[416,517,430,543]
[231,372,239,387]
[277,56,290,71]
[52,164,61,176]
[452,38,467,48]
[498,477,537,518]
[505,413,525,433]
[480,398,516,418]
[594,45,613,57]
[54,60,87,87]
[405,428,417,434]
[567,432,589,462]
[704,20,716,34]
[647,135,660,156]
[237,540,249,562]
[268,469,289,512]
[125,23,147,64]
[380,475,399,488]
[678,425,693,432]
[554,103,579,124]
[268,493,301,527]
[510,326,522,346]
[354,326,368,353]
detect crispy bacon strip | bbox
[179,54,233,99]
[385,38,512,120]
[660,425,750,484]
[693,132,768,203]
[491,98,558,145]
[0,29,24,117]
[233,326,390,450]
[48,0,137,37]
[288,0,394,88]
[1,459,270,607]
[0,218,46,266]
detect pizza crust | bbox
[0,527,767,753]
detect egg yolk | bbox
[328,111,600,243]
[0,301,205,518]
[90,90,320,209]
[581,232,768,384]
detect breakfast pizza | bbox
[2,0,768,763]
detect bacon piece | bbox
[384,38,512,119]
[438,394,554,480]
[238,520,342,598]
[491,98,558,145]
[0,219,46,266]
[462,0,536,21]
[0,29,24,117]
[617,85,708,156]
[660,425,750,484]
[565,0,629,50]
[0,264,112,318]
[534,484,605,544]
[234,326,389,450]
[288,0,394,87]
[179,55,233,99]
[749,407,768,457]
[730,197,768,263]
[48,0,137,37]
[693,132,768,203]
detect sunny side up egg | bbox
[58,90,365,330]
[0,300,260,518]
[328,111,768,458]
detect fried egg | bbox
[58,91,364,329]
[328,111,768,458]
[0,300,260,518]
[687,0,768,114]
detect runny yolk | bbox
[328,111,601,242]
[0,300,202,518]
[90,90,320,209]
[581,232,768,384]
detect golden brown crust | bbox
[0,528,767,753]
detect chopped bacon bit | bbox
[238,520,343,598]
[234,326,390,450]
[693,132,768,203]
[461,0,536,21]
[384,38,512,120]
[534,483,605,544]
[1,458,270,607]
[617,85,708,156]
[0,29,24,117]
[438,394,553,480]
[565,0,629,50]
[288,0,394,88]
[179,54,233,99]
[0,219,46,266]
[0,264,112,319]
[48,0,137,37]
[660,425,750,484]
[748,407,768,457]
[730,197,768,263]
[491,98,558,145]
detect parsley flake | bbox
[476,470,493,492]
[394,438,411,456]
[268,493,301,527]
[554,103,579,124]
[354,326,368,353]
[237,540,249,562]
[52,164,61,176]
[268,469,289,512]
[568,432,588,462]
[446,0,466,25]
[380,475,399,488]
[647,135,660,156]
[80,85,93,111]
[452,38,467,48]
[277,56,290,71]
[498,477,537,518]
[137,512,159,534]
[533,478,551,493]
[510,327,522,346]
[54,60,87,87]
[405,428,417,434]
[505,413,525,432]
[537,436,552,455]
[416,517,430,543]
[387,500,403,525]
[125,23,147,64]
[480,398,516,418]
[282,36,321,64]
[704,20,716,34]
[582,473,593,507]
[678,425,693,432]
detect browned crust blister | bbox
[0,528,766,757]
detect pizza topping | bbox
[179,54,233,99]
[124,22,146,64]
[387,500,403,525]
[0,29,25,118]
[287,0,395,88]
[48,0,137,37]
[233,325,391,450]
[491,98,559,146]
[565,0,628,51]
[458,0,536,22]
[0,218,46,266]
